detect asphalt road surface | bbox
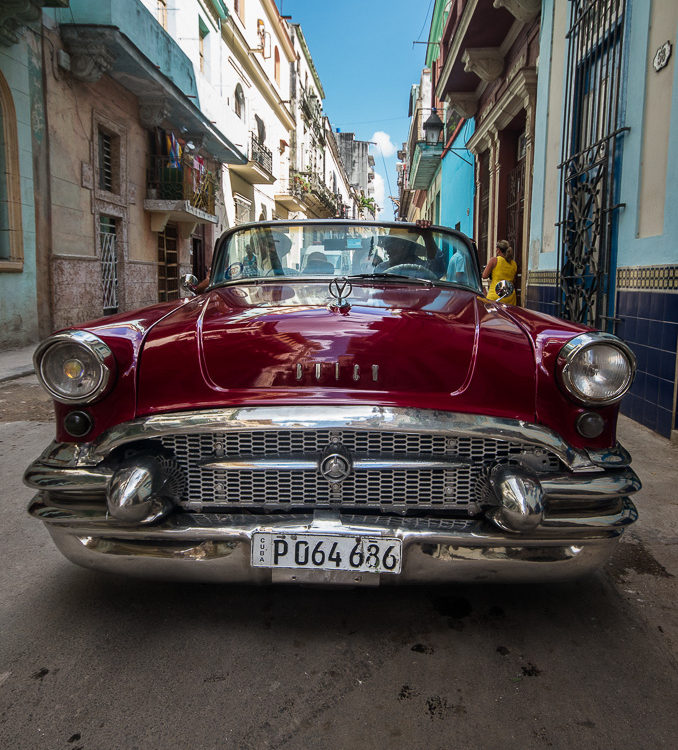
[1,377,677,749]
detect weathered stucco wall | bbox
[45,27,159,330]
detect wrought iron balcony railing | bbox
[250,133,273,175]
[147,155,217,215]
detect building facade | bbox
[0,1,67,346]
[0,0,359,348]
[434,0,541,296]
[397,1,474,234]
[527,0,678,440]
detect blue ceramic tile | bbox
[617,292,629,316]
[631,370,645,397]
[638,292,653,318]
[659,349,676,380]
[627,291,639,318]
[658,378,674,411]
[623,318,636,343]
[648,320,664,349]
[650,291,664,321]
[645,345,661,376]
[636,317,650,344]
[637,344,649,373]
[656,408,673,438]
[664,294,678,323]
[640,402,658,432]
[644,374,659,404]
[661,323,678,353]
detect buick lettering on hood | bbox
[25,221,640,585]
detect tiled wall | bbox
[616,290,678,438]
[525,282,559,317]
[526,267,678,440]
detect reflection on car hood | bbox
[136,282,537,419]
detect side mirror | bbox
[494,280,514,301]
[181,274,199,295]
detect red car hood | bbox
[136,282,537,419]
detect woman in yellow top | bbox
[483,240,518,305]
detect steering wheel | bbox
[226,262,243,279]
[384,263,439,281]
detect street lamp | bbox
[423,107,444,145]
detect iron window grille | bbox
[556,0,628,329]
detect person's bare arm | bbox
[415,219,438,259]
[482,256,497,279]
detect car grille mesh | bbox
[159,430,561,513]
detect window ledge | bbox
[0,259,24,273]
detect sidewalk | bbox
[0,344,36,383]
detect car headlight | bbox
[557,333,635,406]
[34,331,115,404]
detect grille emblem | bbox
[319,442,352,484]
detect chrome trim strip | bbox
[199,455,472,471]
[32,407,603,471]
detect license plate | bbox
[251,532,402,574]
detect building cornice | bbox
[261,0,296,62]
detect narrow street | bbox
[2,376,677,750]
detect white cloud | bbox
[372,172,385,217]
[370,131,397,158]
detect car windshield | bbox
[211,222,480,290]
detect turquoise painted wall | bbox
[439,118,475,236]
[616,0,678,269]
[530,0,678,273]
[0,39,39,348]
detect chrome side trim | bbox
[32,407,605,471]
[540,468,640,500]
[24,465,113,491]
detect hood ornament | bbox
[328,277,352,312]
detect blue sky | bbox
[276,0,435,220]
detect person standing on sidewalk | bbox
[483,240,517,305]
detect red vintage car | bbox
[25,220,640,584]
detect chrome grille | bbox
[159,430,562,513]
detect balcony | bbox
[144,155,218,234]
[55,0,246,164]
[274,174,307,213]
[408,141,443,190]
[229,133,275,184]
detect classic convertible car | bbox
[25,220,640,584]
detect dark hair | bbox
[496,240,513,263]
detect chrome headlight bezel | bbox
[556,332,636,407]
[34,331,116,404]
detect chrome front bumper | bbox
[27,496,637,584]
[25,406,640,584]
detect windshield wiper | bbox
[348,273,435,287]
